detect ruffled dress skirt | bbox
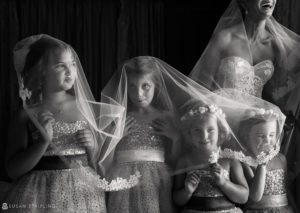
[107,161,173,213]
[4,158,106,213]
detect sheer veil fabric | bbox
[189,0,300,113]
[101,56,285,177]
[13,34,138,191]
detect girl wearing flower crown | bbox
[239,108,294,212]
[173,102,249,213]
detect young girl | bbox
[173,102,249,213]
[238,108,294,212]
[105,56,182,213]
[4,34,109,212]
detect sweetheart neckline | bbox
[222,56,273,68]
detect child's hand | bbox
[184,171,200,194]
[151,116,180,141]
[260,143,274,155]
[37,111,55,143]
[210,163,226,186]
[123,116,138,136]
[76,129,96,149]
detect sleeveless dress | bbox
[107,117,174,213]
[4,121,106,213]
[182,169,242,213]
[216,56,274,98]
[244,169,294,213]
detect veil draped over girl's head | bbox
[13,34,134,191]
[100,56,285,176]
[211,89,286,167]
[189,0,300,113]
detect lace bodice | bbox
[43,121,88,156]
[217,56,274,97]
[116,119,165,152]
[190,169,229,197]
[264,169,286,195]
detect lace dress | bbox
[216,56,274,98]
[244,169,294,213]
[182,169,242,213]
[4,121,106,213]
[107,118,173,213]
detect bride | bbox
[189,0,300,211]
[189,0,300,114]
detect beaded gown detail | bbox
[216,56,274,98]
[5,121,106,213]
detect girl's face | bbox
[44,49,77,92]
[127,73,155,109]
[189,115,219,152]
[248,121,277,156]
[242,0,276,19]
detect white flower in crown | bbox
[245,108,279,120]
[199,106,207,114]
[18,78,32,102]
[258,108,266,115]
[208,105,217,113]
[181,104,226,121]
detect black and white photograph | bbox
[1,0,300,212]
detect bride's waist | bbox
[116,150,165,163]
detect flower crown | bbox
[18,77,32,102]
[243,108,279,120]
[181,104,226,121]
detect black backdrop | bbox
[1,0,299,189]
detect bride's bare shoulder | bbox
[212,28,234,49]
[214,25,244,47]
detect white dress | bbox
[4,120,106,213]
[107,116,174,213]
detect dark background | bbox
[1,0,299,184]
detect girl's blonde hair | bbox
[22,36,74,104]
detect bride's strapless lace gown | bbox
[216,56,274,98]
[4,121,106,213]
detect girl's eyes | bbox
[191,128,215,134]
[257,134,275,139]
[129,84,151,90]
[54,62,76,70]
[55,65,65,69]
[142,83,151,90]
